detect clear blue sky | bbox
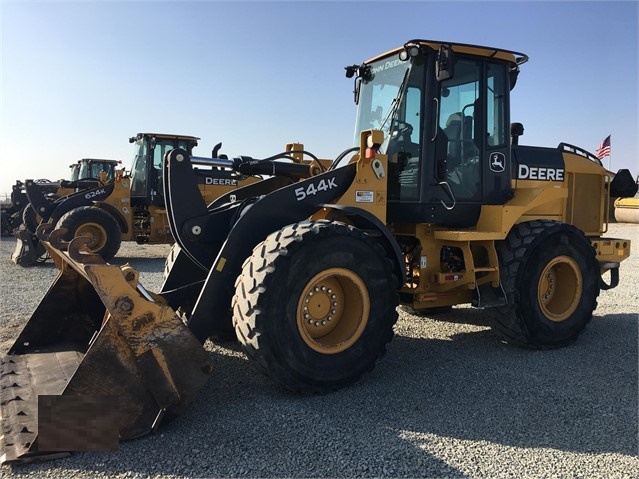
[1,1,637,195]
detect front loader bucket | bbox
[1,226,213,464]
[11,229,47,267]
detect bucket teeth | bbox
[1,355,42,463]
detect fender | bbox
[322,204,406,288]
[95,202,128,234]
[47,183,116,225]
[185,163,357,343]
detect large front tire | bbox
[489,220,600,348]
[56,206,121,261]
[232,220,399,393]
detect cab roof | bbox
[78,158,122,164]
[131,133,201,142]
[366,39,529,68]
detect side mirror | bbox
[509,68,520,91]
[344,64,371,104]
[436,45,455,82]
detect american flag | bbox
[595,135,611,160]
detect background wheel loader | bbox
[11,133,265,266]
[0,39,631,464]
[1,158,120,237]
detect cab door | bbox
[423,56,512,227]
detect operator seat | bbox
[444,112,463,166]
[444,112,479,200]
[443,113,464,191]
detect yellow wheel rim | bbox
[296,267,370,354]
[75,222,108,251]
[537,255,582,322]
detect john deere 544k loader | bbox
[0,39,631,464]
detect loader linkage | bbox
[1,224,213,464]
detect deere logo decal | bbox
[489,152,506,172]
[205,178,238,186]
[518,164,564,181]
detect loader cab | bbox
[353,40,527,227]
[129,133,200,206]
[76,159,120,182]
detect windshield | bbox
[353,56,423,153]
[130,139,148,196]
[70,165,80,181]
[79,161,90,180]
[354,54,425,201]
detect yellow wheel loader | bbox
[1,159,120,238]
[1,40,631,464]
[11,133,264,266]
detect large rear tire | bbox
[233,220,399,393]
[489,220,599,348]
[56,206,121,261]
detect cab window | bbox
[436,58,481,201]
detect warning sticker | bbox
[355,191,374,203]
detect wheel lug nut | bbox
[331,309,336,314]
[331,294,336,299]
[314,287,319,292]
[332,302,337,306]
[327,316,333,321]
[327,289,332,294]
[314,321,320,326]
[304,313,309,319]
[321,320,326,325]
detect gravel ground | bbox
[0,224,637,478]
